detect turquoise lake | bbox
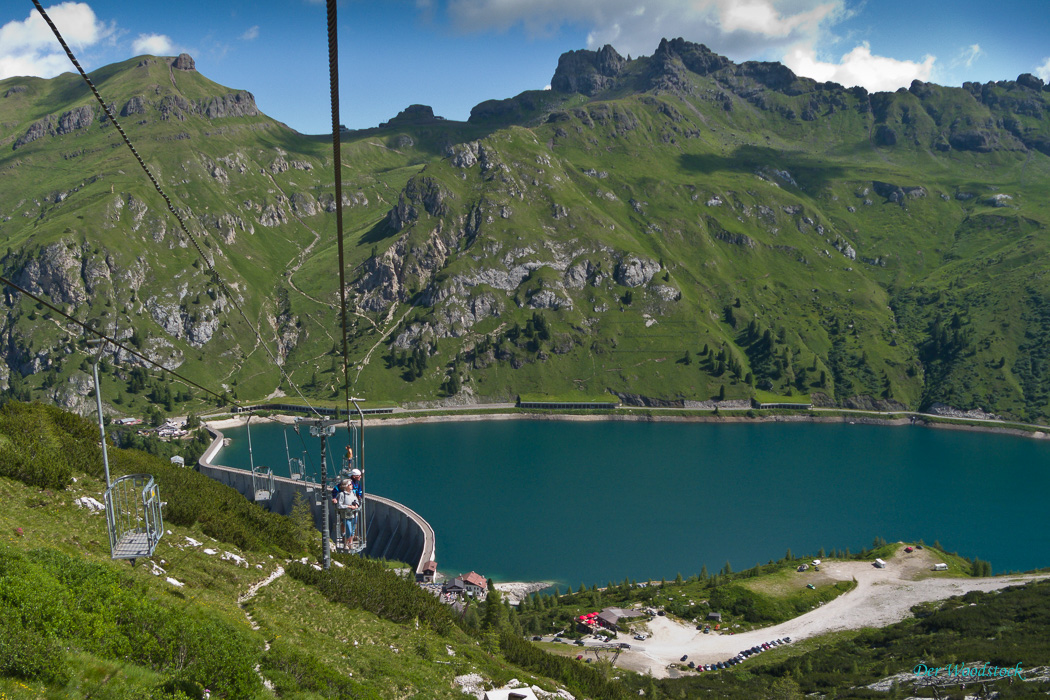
[216,419,1050,586]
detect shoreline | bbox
[204,408,1050,442]
[492,581,556,605]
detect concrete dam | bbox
[198,426,436,578]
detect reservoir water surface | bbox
[217,419,1050,586]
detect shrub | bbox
[287,558,459,636]
[0,544,261,698]
[262,642,380,698]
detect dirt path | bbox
[617,550,1049,678]
[238,565,285,692]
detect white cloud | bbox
[445,0,845,60]
[716,0,835,39]
[948,43,983,69]
[241,25,259,41]
[1037,57,1050,83]
[784,42,935,92]
[131,33,175,56]
[0,2,112,80]
[962,43,982,68]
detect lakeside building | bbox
[462,571,488,598]
[597,607,646,631]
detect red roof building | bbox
[461,571,487,590]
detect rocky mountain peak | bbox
[379,104,442,128]
[653,38,731,77]
[172,53,196,71]
[550,44,626,96]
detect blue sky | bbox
[2,1,1048,135]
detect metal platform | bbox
[334,537,367,555]
[105,474,163,561]
[111,531,153,559]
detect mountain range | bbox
[2,39,1050,420]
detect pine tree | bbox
[464,602,480,630]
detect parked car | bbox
[905,546,914,553]
[532,636,541,641]
[807,583,816,589]
[680,655,688,662]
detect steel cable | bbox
[326,0,355,432]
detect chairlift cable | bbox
[0,273,237,407]
[30,0,324,420]
[324,0,355,435]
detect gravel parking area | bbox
[616,549,1049,678]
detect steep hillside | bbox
[0,401,617,699]
[2,42,1050,419]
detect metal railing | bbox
[105,474,163,561]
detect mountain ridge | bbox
[2,40,1050,420]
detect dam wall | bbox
[198,426,435,579]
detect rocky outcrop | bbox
[389,176,451,230]
[379,104,438,127]
[145,294,223,348]
[56,106,94,134]
[13,115,55,148]
[925,402,1002,421]
[714,230,756,248]
[356,250,404,312]
[270,155,314,173]
[874,124,897,146]
[16,241,87,305]
[158,95,192,121]
[611,391,683,408]
[14,105,97,149]
[449,142,480,168]
[318,191,367,212]
[194,91,258,119]
[551,45,626,96]
[289,192,319,217]
[172,53,196,71]
[121,96,147,116]
[200,212,254,243]
[843,396,908,412]
[949,129,994,152]
[614,256,661,287]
